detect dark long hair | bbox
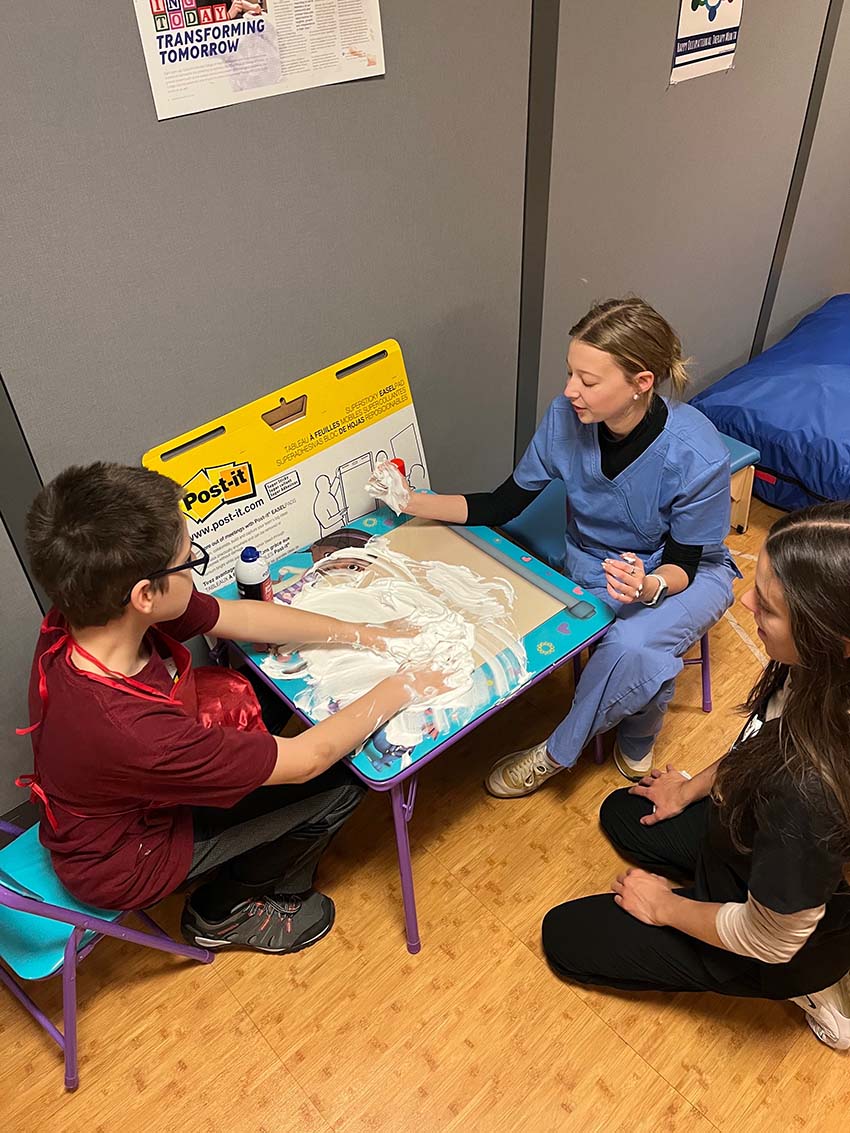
[714,501,850,857]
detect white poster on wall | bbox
[670,1,743,85]
[132,0,385,120]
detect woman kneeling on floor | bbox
[543,501,850,1050]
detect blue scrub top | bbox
[513,396,733,590]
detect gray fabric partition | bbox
[767,6,850,346]
[0,526,41,812]
[535,1,831,421]
[3,3,850,818]
[0,2,531,811]
[0,4,529,493]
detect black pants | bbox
[187,763,365,896]
[542,790,768,998]
[185,668,365,909]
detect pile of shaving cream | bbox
[260,541,528,747]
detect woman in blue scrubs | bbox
[374,297,737,798]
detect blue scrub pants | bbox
[547,562,735,766]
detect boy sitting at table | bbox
[19,462,447,954]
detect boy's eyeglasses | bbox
[120,542,210,607]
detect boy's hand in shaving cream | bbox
[351,618,418,653]
[400,666,455,704]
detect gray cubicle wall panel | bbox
[0,524,42,813]
[0,4,529,494]
[535,1,829,422]
[767,6,850,346]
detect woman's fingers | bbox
[606,577,640,603]
[604,561,640,582]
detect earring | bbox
[632,393,640,401]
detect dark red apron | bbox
[17,617,266,830]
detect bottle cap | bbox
[240,546,260,562]
[389,458,406,476]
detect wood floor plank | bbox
[6,500,824,1132]
[0,920,329,1131]
[730,1026,850,1132]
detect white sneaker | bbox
[613,739,654,782]
[791,974,850,1051]
[485,742,563,799]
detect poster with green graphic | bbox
[671,0,744,85]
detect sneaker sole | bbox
[806,1013,850,1051]
[484,750,564,798]
[483,774,549,799]
[612,749,652,783]
[184,907,335,955]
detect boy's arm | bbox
[210,595,405,653]
[264,670,442,784]
[115,668,449,805]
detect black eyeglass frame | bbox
[120,541,210,607]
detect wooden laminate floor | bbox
[4,500,845,1131]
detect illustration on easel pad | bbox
[144,341,428,594]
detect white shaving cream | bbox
[260,539,528,750]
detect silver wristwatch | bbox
[642,573,668,607]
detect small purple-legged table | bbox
[216,513,613,953]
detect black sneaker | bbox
[181,890,335,954]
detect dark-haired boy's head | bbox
[26,463,185,627]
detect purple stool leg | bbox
[700,632,712,713]
[62,927,82,1091]
[390,778,421,955]
[131,909,215,963]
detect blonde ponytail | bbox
[668,352,691,398]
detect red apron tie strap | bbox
[15,619,198,830]
[16,623,70,735]
[15,774,59,831]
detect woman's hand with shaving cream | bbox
[365,461,411,515]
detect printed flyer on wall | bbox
[670,1,744,85]
[133,0,385,120]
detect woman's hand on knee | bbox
[611,868,677,926]
[629,764,693,825]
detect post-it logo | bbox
[181,461,256,523]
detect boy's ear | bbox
[128,578,158,616]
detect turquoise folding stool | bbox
[0,820,214,1090]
